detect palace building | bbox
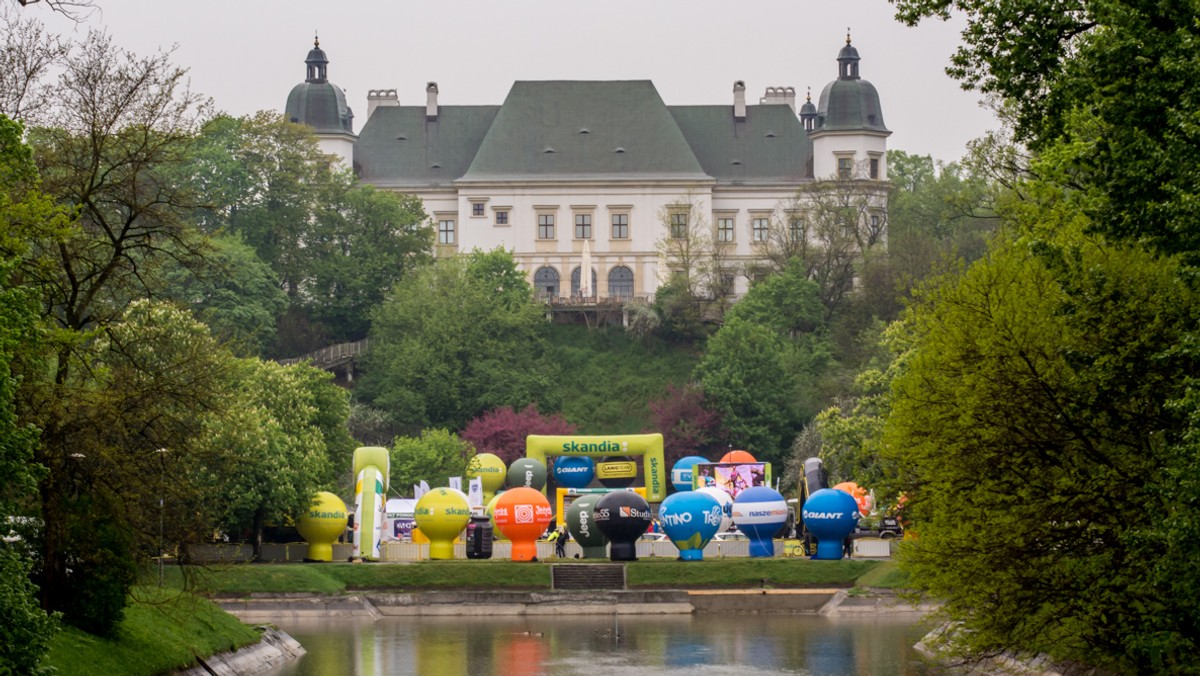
[285,35,889,299]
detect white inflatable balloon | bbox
[698,486,734,533]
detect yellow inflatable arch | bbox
[525,433,666,503]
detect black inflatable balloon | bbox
[593,491,652,561]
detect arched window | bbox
[571,267,597,298]
[608,266,634,299]
[534,267,560,299]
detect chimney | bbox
[733,80,746,121]
[759,86,797,113]
[366,89,399,120]
[426,82,439,121]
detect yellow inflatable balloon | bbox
[414,488,471,560]
[297,491,348,562]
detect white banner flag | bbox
[413,483,424,499]
[449,476,462,492]
[419,480,430,496]
[468,477,483,508]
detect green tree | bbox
[0,114,58,674]
[884,217,1200,670]
[360,249,558,434]
[389,429,475,496]
[694,318,804,468]
[159,233,287,357]
[893,0,1200,261]
[191,359,342,560]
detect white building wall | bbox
[316,135,356,169]
[811,131,888,181]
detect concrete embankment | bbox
[218,588,930,622]
[174,627,304,676]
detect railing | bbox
[539,294,655,307]
[277,338,371,369]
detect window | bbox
[837,157,853,180]
[752,217,769,242]
[538,214,555,239]
[869,158,880,179]
[611,213,629,239]
[871,214,881,229]
[534,266,559,299]
[789,217,804,242]
[670,212,689,239]
[472,203,485,217]
[438,219,455,245]
[608,266,634,299]
[495,210,509,226]
[716,217,735,242]
[571,267,596,298]
[575,214,592,239]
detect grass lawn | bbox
[168,557,886,596]
[43,586,260,676]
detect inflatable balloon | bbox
[594,491,652,561]
[670,455,709,492]
[485,492,507,541]
[506,458,547,490]
[297,491,348,562]
[720,449,756,464]
[802,488,861,560]
[732,486,788,557]
[492,487,554,561]
[564,495,608,558]
[553,456,595,489]
[596,456,637,489]
[697,486,734,534]
[466,453,507,502]
[352,446,390,561]
[414,488,471,560]
[658,491,722,561]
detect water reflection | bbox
[265,613,934,675]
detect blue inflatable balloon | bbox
[659,491,722,561]
[553,456,595,489]
[732,486,788,557]
[801,488,861,560]
[670,455,710,492]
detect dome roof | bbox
[285,36,354,135]
[286,82,354,135]
[814,37,888,133]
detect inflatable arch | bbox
[526,434,666,502]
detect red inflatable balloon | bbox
[492,487,554,561]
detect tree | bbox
[191,359,341,561]
[654,195,736,329]
[7,31,224,632]
[884,217,1200,671]
[159,234,287,357]
[360,249,559,434]
[0,9,68,122]
[892,0,1200,262]
[644,383,726,465]
[0,113,58,673]
[389,429,475,496]
[694,318,804,468]
[460,404,577,465]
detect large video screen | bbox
[691,462,771,500]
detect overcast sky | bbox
[34,0,994,163]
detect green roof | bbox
[285,82,354,135]
[355,105,500,188]
[669,105,813,184]
[815,78,888,133]
[459,81,709,182]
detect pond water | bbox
[264,613,936,676]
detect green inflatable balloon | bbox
[506,458,547,490]
[565,495,608,558]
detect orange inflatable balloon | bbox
[833,481,872,516]
[720,449,756,464]
[492,487,554,562]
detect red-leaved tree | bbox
[460,404,577,465]
[646,383,728,465]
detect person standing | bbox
[555,525,569,558]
